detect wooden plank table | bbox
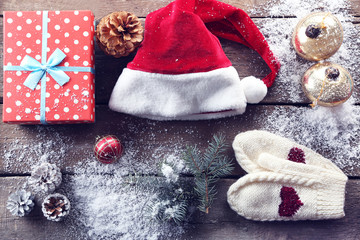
[1,0,360,239]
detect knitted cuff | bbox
[227,171,348,221]
[317,172,348,219]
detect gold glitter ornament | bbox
[292,12,343,61]
[302,62,353,107]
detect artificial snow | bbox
[2,0,360,239]
[251,0,360,103]
[3,126,72,172]
[2,125,187,239]
[257,100,360,171]
[162,163,179,183]
[66,162,184,240]
[248,0,360,171]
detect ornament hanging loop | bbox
[302,62,354,108]
[310,73,329,108]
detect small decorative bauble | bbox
[292,12,343,61]
[6,190,35,217]
[42,193,71,222]
[94,135,123,164]
[302,62,353,107]
[28,162,62,194]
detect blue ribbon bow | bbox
[3,11,95,124]
[21,48,70,90]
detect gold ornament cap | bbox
[292,12,343,61]
[302,62,353,107]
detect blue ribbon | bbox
[3,11,95,124]
[20,48,70,90]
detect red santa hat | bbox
[109,0,280,120]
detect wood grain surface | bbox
[1,0,360,239]
[1,0,359,17]
[1,20,360,104]
[1,104,360,177]
[1,177,359,239]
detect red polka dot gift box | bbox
[3,10,95,124]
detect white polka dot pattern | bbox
[3,10,96,123]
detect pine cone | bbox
[6,190,35,217]
[96,11,144,57]
[42,193,71,222]
[28,162,62,194]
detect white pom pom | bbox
[240,76,268,104]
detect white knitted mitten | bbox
[232,130,345,175]
[227,130,347,221]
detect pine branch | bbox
[183,146,203,173]
[137,162,194,225]
[207,156,233,177]
[195,175,217,213]
[183,134,234,214]
[146,193,189,225]
[204,134,228,173]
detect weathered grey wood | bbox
[1,0,359,17]
[1,18,360,104]
[1,104,359,177]
[0,177,81,239]
[0,0,263,18]
[1,1,360,239]
[0,104,255,176]
[184,179,360,240]
[1,176,359,239]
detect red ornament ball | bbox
[94,135,123,164]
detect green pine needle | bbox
[183,134,234,214]
[136,163,193,225]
